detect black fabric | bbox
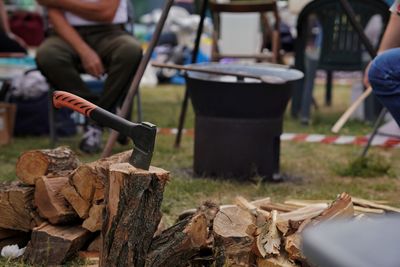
[0,31,27,53]
[10,92,76,136]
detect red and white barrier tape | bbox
[156,128,400,148]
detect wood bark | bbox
[100,163,170,267]
[34,176,78,224]
[146,202,219,267]
[62,150,131,219]
[23,223,92,266]
[0,182,41,231]
[213,205,256,267]
[16,147,79,185]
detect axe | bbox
[53,91,156,170]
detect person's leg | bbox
[85,26,142,112]
[36,35,97,102]
[368,48,400,126]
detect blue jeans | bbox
[368,48,400,126]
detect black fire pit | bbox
[186,63,303,181]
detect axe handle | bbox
[53,90,97,116]
[331,87,372,133]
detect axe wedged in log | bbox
[331,86,372,133]
[53,91,156,170]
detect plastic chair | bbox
[290,0,390,123]
[209,0,282,63]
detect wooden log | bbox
[146,202,219,267]
[213,205,256,267]
[260,203,299,213]
[34,176,78,224]
[23,223,92,266]
[82,204,104,232]
[0,182,40,231]
[100,163,170,267]
[352,197,400,213]
[16,147,79,185]
[256,210,281,258]
[61,183,91,219]
[62,150,131,219]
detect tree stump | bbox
[100,163,169,267]
[16,147,80,185]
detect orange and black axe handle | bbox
[53,91,156,169]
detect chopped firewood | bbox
[62,150,131,220]
[284,200,329,207]
[260,203,299,213]
[256,210,281,258]
[34,176,78,224]
[87,235,101,252]
[352,197,400,213]
[257,254,299,267]
[277,204,328,224]
[82,204,104,232]
[0,182,39,231]
[312,192,354,223]
[284,233,305,262]
[354,206,384,215]
[146,202,219,267]
[235,196,270,221]
[251,197,271,208]
[0,231,31,251]
[61,183,91,219]
[100,163,170,267]
[23,223,92,266]
[16,147,79,185]
[213,205,256,266]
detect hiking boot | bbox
[79,125,103,154]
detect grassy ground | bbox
[1,82,400,266]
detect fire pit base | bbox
[194,116,283,181]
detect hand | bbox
[363,61,372,88]
[79,48,105,78]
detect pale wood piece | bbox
[16,147,79,185]
[354,206,384,215]
[257,255,299,267]
[235,196,270,219]
[34,176,78,224]
[61,183,91,219]
[87,235,101,252]
[277,204,329,223]
[213,205,256,267]
[352,197,400,213]
[100,163,170,267]
[82,204,104,232]
[146,202,219,267]
[24,223,92,266]
[256,210,281,258]
[260,203,300,213]
[0,182,39,231]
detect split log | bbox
[82,204,104,232]
[23,223,92,266]
[213,205,256,267]
[284,193,354,262]
[62,150,131,219]
[16,147,79,185]
[100,163,170,267]
[0,182,41,231]
[260,203,299,213]
[34,176,78,224]
[146,202,219,267]
[352,197,400,213]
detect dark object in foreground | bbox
[53,91,156,170]
[186,63,303,181]
[302,216,400,267]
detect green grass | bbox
[1,82,400,265]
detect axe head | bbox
[129,122,157,170]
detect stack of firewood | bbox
[1,147,399,266]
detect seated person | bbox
[36,0,142,153]
[0,0,27,53]
[366,0,400,127]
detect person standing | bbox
[35,0,142,153]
